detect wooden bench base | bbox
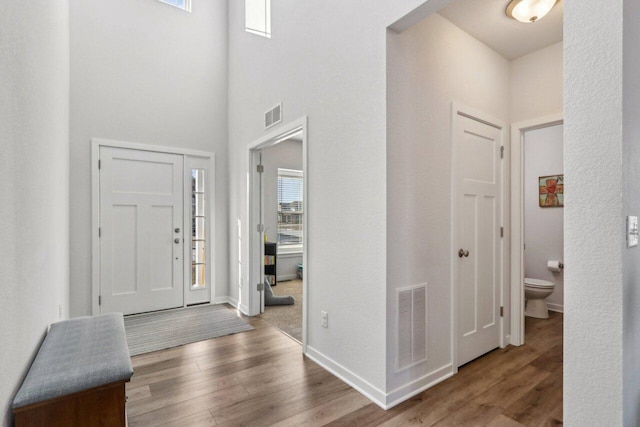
[14,381,127,427]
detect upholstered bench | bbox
[12,313,134,427]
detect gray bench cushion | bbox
[13,313,134,409]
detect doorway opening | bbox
[247,117,308,348]
[510,115,564,345]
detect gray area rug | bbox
[124,304,254,356]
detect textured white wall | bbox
[228,0,440,397]
[524,125,564,310]
[260,140,303,280]
[0,1,70,425]
[564,0,625,424]
[69,0,229,315]
[510,42,563,123]
[386,13,510,393]
[623,0,640,425]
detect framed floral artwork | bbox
[539,174,564,207]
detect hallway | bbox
[125,309,562,426]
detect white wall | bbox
[228,0,440,403]
[386,13,510,395]
[524,125,564,311]
[564,0,625,424]
[510,42,563,123]
[623,0,640,425]
[260,139,303,280]
[0,1,70,425]
[69,0,229,315]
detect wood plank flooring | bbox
[126,309,563,426]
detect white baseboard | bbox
[212,296,239,308]
[238,303,250,315]
[503,335,511,347]
[304,346,455,410]
[548,303,564,313]
[277,274,298,282]
[304,346,387,409]
[385,364,454,409]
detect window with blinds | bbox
[277,168,303,250]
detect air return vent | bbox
[265,103,282,129]
[396,283,427,371]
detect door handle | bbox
[174,238,181,244]
[175,228,181,233]
[458,249,470,258]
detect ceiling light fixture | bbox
[506,0,557,23]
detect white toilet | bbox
[524,278,555,319]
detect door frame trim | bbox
[509,113,563,346]
[91,138,215,316]
[246,116,308,351]
[451,102,508,372]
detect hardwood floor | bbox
[126,309,563,426]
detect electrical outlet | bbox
[321,311,328,328]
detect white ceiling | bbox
[438,0,563,60]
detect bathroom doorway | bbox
[510,116,564,344]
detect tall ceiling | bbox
[438,0,563,60]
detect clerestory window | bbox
[157,0,191,12]
[245,0,271,38]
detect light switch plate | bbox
[628,216,638,248]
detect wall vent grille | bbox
[265,103,282,129]
[396,283,428,371]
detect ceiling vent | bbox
[396,284,428,372]
[265,103,282,129]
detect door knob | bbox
[458,249,470,258]
[174,238,181,244]
[175,228,181,233]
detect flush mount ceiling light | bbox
[506,0,557,23]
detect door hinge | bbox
[99,295,102,305]
[98,159,101,170]
[500,146,504,159]
[257,164,264,173]
[500,306,504,317]
[99,227,101,237]
[257,224,265,233]
[257,283,264,292]
[500,227,504,238]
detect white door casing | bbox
[510,114,563,346]
[246,116,308,351]
[454,111,503,367]
[99,147,184,315]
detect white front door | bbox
[454,112,502,366]
[99,147,184,315]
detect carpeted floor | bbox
[261,279,302,342]
[124,304,254,356]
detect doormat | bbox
[124,304,254,356]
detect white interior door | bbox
[455,112,502,366]
[100,147,184,315]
